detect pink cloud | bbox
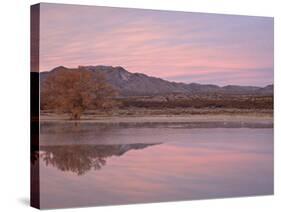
[39,3,273,86]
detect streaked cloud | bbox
[40,3,273,86]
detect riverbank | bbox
[40,108,273,126]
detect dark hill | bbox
[39,66,273,96]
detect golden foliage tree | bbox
[41,67,117,119]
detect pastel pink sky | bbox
[39,3,274,86]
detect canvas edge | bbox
[30,3,40,210]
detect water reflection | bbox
[40,122,273,146]
[37,123,273,209]
[39,143,160,175]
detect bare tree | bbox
[41,67,117,119]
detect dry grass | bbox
[119,95,273,110]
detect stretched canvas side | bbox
[30,3,40,209]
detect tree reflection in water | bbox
[38,143,160,175]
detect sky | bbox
[39,3,274,86]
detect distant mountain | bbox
[40,66,273,96]
[258,84,273,95]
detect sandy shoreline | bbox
[40,113,273,125]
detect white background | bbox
[0,0,280,211]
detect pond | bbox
[34,122,273,209]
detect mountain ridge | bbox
[40,65,273,96]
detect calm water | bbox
[36,122,273,209]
